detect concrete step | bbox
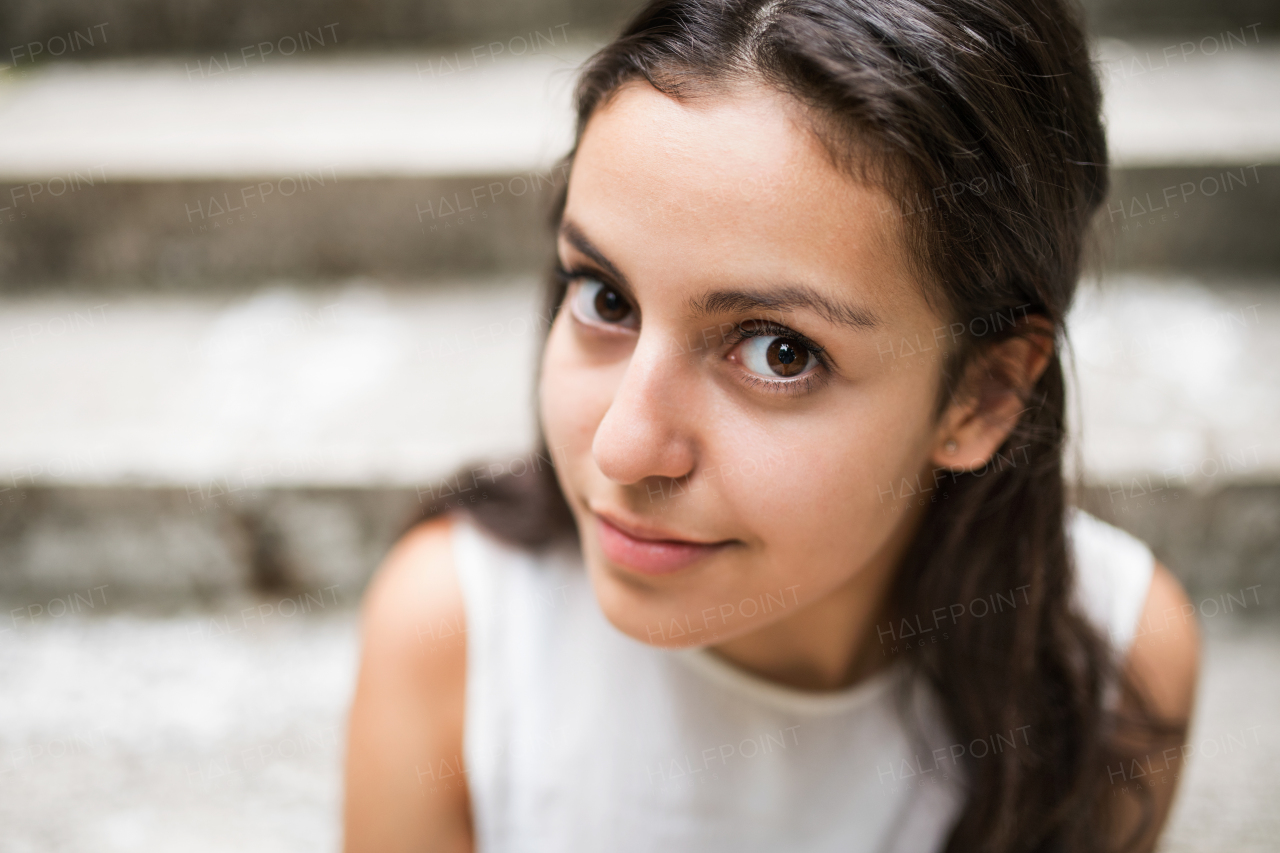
[0,602,358,852]
[0,47,586,288]
[1086,0,1278,40]
[1067,275,1279,485]
[1,43,1277,287]
[0,598,1274,851]
[0,1,633,58]
[0,52,585,178]
[0,277,544,601]
[0,279,544,488]
[0,274,1276,602]
[1094,39,1280,273]
[0,0,1272,58]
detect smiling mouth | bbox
[594,511,734,575]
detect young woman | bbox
[344,1,1200,851]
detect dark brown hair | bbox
[422,1,1185,849]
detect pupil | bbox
[594,287,628,322]
[766,339,806,377]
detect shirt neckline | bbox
[673,644,908,716]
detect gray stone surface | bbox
[0,487,424,601]
[2,42,1277,285]
[0,51,586,179]
[1158,614,1280,852]
[1100,165,1280,274]
[0,0,1275,56]
[1095,40,1280,168]
[1067,275,1280,486]
[0,0,635,56]
[0,175,567,288]
[0,601,359,853]
[0,280,544,488]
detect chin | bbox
[584,553,775,653]
[580,557,722,650]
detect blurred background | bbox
[0,0,1276,850]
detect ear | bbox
[929,315,1055,472]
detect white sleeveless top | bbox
[450,508,1155,853]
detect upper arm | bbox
[343,515,472,853]
[1109,560,1201,852]
[1124,561,1200,726]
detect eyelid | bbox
[555,251,640,309]
[731,319,830,367]
[736,370,825,397]
[724,320,832,396]
[559,269,640,332]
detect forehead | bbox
[565,80,929,320]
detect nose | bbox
[591,332,698,487]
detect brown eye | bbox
[571,279,638,329]
[738,330,817,379]
[766,339,808,377]
[594,285,630,322]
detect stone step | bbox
[0,279,545,488]
[1,43,1277,287]
[1094,38,1280,273]
[0,47,584,288]
[0,0,1271,58]
[0,1,629,58]
[0,273,1276,601]
[0,602,358,852]
[1086,0,1278,40]
[0,51,585,179]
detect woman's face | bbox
[540,80,957,649]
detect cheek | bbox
[712,381,939,589]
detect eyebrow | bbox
[690,287,879,332]
[559,220,631,289]
[558,218,878,332]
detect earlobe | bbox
[928,318,1055,473]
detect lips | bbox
[594,511,732,575]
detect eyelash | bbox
[726,319,830,396]
[554,263,635,328]
[553,262,830,397]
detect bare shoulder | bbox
[1124,560,1201,723]
[363,514,469,651]
[343,514,472,853]
[1108,562,1201,850]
